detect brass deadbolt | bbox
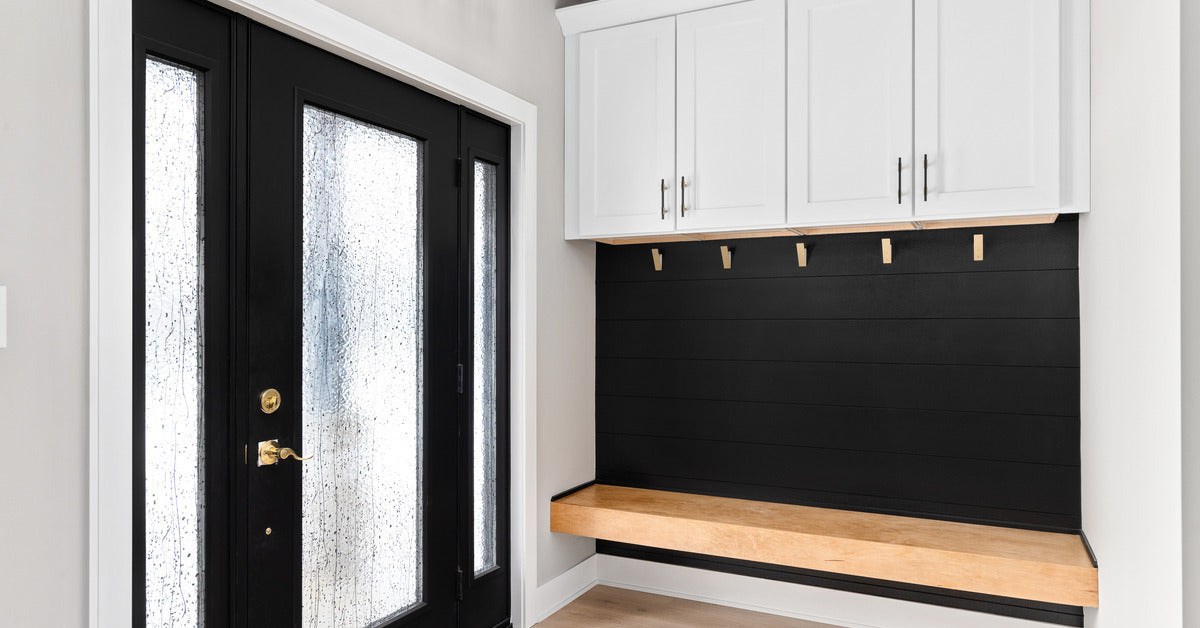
[259,388,281,414]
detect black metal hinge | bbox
[456,363,464,394]
[455,157,463,188]
[455,567,464,601]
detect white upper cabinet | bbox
[577,17,676,237]
[914,0,1061,217]
[788,0,913,225]
[676,0,787,231]
[559,0,1085,241]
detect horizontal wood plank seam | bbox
[594,316,1083,322]
[595,431,1081,467]
[591,393,1081,419]
[594,268,1080,283]
[593,356,1080,369]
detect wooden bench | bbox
[551,484,1098,608]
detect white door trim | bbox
[88,1,539,626]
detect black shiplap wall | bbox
[594,220,1082,625]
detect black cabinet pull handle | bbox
[681,176,688,217]
[923,154,929,202]
[897,157,902,204]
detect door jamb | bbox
[88,1,539,626]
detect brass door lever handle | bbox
[257,439,313,467]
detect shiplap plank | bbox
[596,396,1079,465]
[596,434,1079,518]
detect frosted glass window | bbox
[472,159,499,576]
[301,105,425,628]
[144,56,205,627]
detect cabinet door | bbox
[676,0,786,231]
[788,0,913,225]
[578,17,676,237]
[914,0,1060,217]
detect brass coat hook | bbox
[796,242,807,268]
[651,247,663,271]
[882,238,893,264]
[973,234,984,261]
[720,245,733,270]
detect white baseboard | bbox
[530,555,599,625]
[595,555,1054,628]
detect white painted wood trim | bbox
[532,555,599,624]
[556,0,745,36]
[89,1,539,627]
[564,34,581,240]
[89,1,134,626]
[596,555,1055,628]
[1061,0,1090,214]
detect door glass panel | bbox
[144,56,205,627]
[300,105,425,627]
[472,160,499,576]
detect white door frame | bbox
[88,1,539,626]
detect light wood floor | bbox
[534,586,838,628]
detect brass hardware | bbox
[257,439,313,466]
[661,179,668,219]
[720,245,733,270]
[651,248,663,272]
[796,243,807,268]
[882,238,893,264]
[259,388,282,414]
[973,233,984,261]
[680,176,688,216]
[265,527,272,535]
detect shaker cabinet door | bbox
[578,16,677,237]
[676,0,786,232]
[914,0,1061,217]
[787,0,914,225]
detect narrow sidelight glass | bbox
[300,105,425,627]
[143,56,205,627]
[472,159,499,576]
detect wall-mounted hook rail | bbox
[720,245,733,270]
[882,238,893,264]
[651,247,663,271]
[796,242,807,268]
[973,234,984,261]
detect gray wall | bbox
[0,0,89,626]
[308,0,597,587]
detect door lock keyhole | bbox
[259,388,281,414]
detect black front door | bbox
[134,2,510,627]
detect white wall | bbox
[1182,0,1199,623]
[310,0,597,587]
[1082,1,1183,627]
[0,0,90,625]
